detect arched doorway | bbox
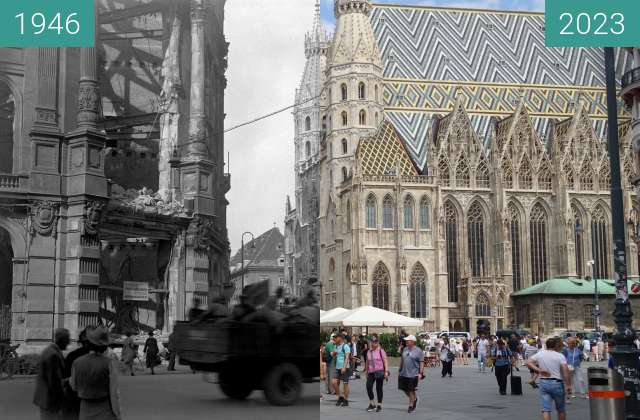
[0,227,13,342]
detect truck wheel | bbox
[263,363,302,406]
[219,370,253,400]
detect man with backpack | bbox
[324,333,336,394]
[331,333,352,407]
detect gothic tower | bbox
[284,1,328,296]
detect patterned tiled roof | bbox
[370,4,633,170]
[358,120,419,176]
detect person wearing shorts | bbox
[331,334,351,407]
[398,335,424,414]
[527,337,572,420]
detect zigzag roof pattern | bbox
[357,119,419,176]
[369,3,633,170]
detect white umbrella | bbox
[320,310,326,315]
[321,306,423,328]
[320,307,349,323]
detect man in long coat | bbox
[33,328,70,420]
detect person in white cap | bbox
[398,335,424,414]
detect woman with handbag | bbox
[364,335,388,413]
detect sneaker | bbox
[341,399,349,407]
[336,397,343,406]
[367,404,375,412]
[376,406,382,413]
[408,406,415,414]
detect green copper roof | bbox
[512,278,639,297]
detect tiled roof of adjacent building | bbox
[229,227,285,268]
[512,278,640,297]
[370,3,633,170]
[357,119,419,176]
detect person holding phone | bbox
[364,335,388,413]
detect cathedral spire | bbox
[329,0,381,68]
[306,0,328,58]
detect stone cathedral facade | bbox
[316,0,639,333]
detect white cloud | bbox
[225,0,315,253]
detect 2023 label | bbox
[546,0,638,47]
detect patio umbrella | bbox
[320,307,349,324]
[320,306,423,328]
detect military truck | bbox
[173,312,318,406]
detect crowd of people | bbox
[320,329,620,417]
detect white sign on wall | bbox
[123,281,149,301]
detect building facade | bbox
[284,1,328,297]
[230,227,285,304]
[0,0,230,350]
[317,0,638,334]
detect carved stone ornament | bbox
[30,201,59,237]
[83,201,105,236]
[186,215,215,252]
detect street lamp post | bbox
[604,47,640,417]
[587,260,600,333]
[240,231,255,294]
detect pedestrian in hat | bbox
[331,333,351,407]
[63,326,95,420]
[33,328,70,420]
[143,330,159,375]
[364,335,388,413]
[70,326,122,420]
[398,334,424,414]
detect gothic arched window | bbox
[467,202,485,277]
[341,83,348,101]
[375,85,379,102]
[530,203,549,285]
[519,158,532,189]
[439,157,450,187]
[322,115,327,131]
[419,196,430,229]
[359,109,366,125]
[502,160,513,188]
[358,82,366,100]
[329,258,335,274]
[572,204,584,278]
[497,295,505,318]
[476,160,490,188]
[341,111,348,126]
[305,141,311,158]
[599,163,611,191]
[366,194,377,228]
[475,292,491,317]
[341,138,348,154]
[305,116,311,131]
[565,165,575,190]
[375,112,379,125]
[456,157,470,187]
[538,160,552,190]
[580,161,594,191]
[509,202,522,291]
[403,195,414,229]
[382,195,393,229]
[372,262,390,310]
[409,263,428,318]
[342,167,348,183]
[591,205,610,279]
[445,200,459,302]
[0,83,15,174]
[346,200,351,230]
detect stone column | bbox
[187,0,208,159]
[76,47,100,130]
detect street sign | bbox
[123,281,149,301]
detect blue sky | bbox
[320,0,545,27]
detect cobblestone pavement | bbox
[0,365,318,420]
[320,362,593,420]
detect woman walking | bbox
[364,336,388,413]
[492,340,514,395]
[562,337,587,399]
[70,326,122,420]
[440,337,455,377]
[143,331,159,375]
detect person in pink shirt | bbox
[364,335,389,413]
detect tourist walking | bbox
[398,335,424,414]
[121,332,137,376]
[331,333,351,407]
[70,326,122,420]
[364,336,388,413]
[492,339,514,395]
[320,343,326,400]
[63,327,94,420]
[324,333,336,394]
[166,332,176,371]
[477,335,489,372]
[581,335,591,362]
[33,328,70,420]
[526,337,572,420]
[143,330,159,375]
[563,337,587,399]
[440,337,455,377]
[524,338,540,388]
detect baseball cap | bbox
[404,335,417,342]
